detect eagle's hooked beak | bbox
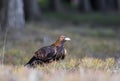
[64,37,71,41]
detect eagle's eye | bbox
[59,35,65,41]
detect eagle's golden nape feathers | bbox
[52,35,71,46]
[52,39,61,47]
[25,35,71,68]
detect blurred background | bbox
[0,0,120,65]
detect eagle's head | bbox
[52,35,71,46]
[58,35,71,42]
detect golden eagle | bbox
[25,35,71,67]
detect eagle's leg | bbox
[36,59,44,66]
[30,60,38,68]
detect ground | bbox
[0,22,120,81]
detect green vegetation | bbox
[0,23,120,65]
[43,12,120,25]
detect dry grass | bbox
[0,60,120,81]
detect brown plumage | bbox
[25,35,71,67]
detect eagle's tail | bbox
[25,56,43,68]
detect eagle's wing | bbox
[34,46,56,60]
[25,46,56,67]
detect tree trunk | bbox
[24,0,41,21]
[83,0,92,12]
[99,0,106,11]
[0,0,3,10]
[0,0,25,31]
[117,0,120,11]
[108,0,115,11]
[71,0,81,11]
[53,0,63,12]
[0,0,8,31]
[71,0,80,6]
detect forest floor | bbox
[0,22,120,81]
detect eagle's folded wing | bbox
[34,46,56,60]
